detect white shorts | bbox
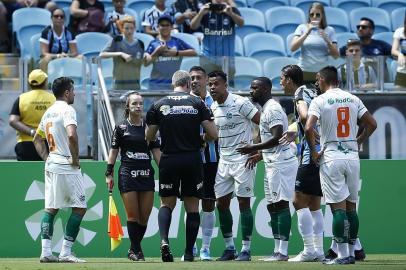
[264,160,298,203]
[214,162,256,198]
[320,159,360,204]
[45,170,87,209]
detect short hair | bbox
[318,66,338,86]
[189,66,206,74]
[307,2,327,29]
[207,70,227,83]
[254,76,272,90]
[52,77,74,98]
[51,8,65,18]
[281,64,304,86]
[172,70,191,87]
[360,17,375,29]
[347,39,361,47]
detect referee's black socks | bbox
[158,206,173,244]
[185,212,200,255]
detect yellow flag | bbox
[108,194,124,251]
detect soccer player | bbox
[305,66,377,265]
[33,77,87,263]
[146,70,218,262]
[237,77,298,262]
[209,70,260,261]
[279,65,325,262]
[189,66,219,261]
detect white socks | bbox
[279,240,289,256]
[337,243,349,258]
[311,209,324,255]
[297,208,315,254]
[274,239,280,253]
[242,240,251,252]
[59,239,74,257]
[355,238,362,250]
[41,239,52,257]
[224,237,235,250]
[201,211,215,250]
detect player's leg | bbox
[183,196,201,261]
[309,196,324,260]
[59,207,86,262]
[266,200,290,261]
[137,191,154,258]
[121,191,142,261]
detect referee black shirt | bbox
[146,92,213,154]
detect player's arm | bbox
[66,124,79,167]
[33,131,49,161]
[201,120,218,141]
[296,100,308,126]
[304,114,321,164]
[145,125,159,142]
[251,111,260,125]
[237,124,283,154]
[151,148,161,166]
[356,111,377,145]
[105,148,119,190]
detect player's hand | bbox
[245,152,262,169]
[279,130,297,145]
[311,149,323,166]
[69,157,80,168]
[236,143,254,155]
[106,175,114,191]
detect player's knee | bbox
[237,197,250,211]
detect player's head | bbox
[172,70,191,91]
[52,77,75,104]
[280,64,303,95]
[316,66,338,92]
[208,70,228,103]
[189,66,207,98]
[28,69,48,90]
[124,91,143,118]
[250,77,272,106]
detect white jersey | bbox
[260,99,297,164]
[211,93,258,164]
[38,100,80,174]
[308,88,368,163]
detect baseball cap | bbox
[28,69,48,86]
[158,14,173,25]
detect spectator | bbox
[39,8,79,72]
[142,0,176,37]
[391,13,406,88]
[291,2,339,85]
[338,39,376,90]
[69,0,105,35]
[4,0,57,12]
[190,0,244,88]
[105,0,129,37]
[9,69,55,161]
[173,0,200,34]
[144,14,197,90]
[100,15,146,90]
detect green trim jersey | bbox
[308,88,368,163]
[211,93,258,164]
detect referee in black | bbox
[146,70,218,262]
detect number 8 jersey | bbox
[308,88,368,163]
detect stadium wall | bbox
[0,160,404,257]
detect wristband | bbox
[105,164,114,176]
[30,129,35,137]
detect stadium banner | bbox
[0,160,404,257]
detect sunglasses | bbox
[309,12,321,18]
[356,25,369,30]
[348,49,360,53]
[53,14,64,19]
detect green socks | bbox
[269,211,280,239]
[218,208,233,239]
[64,212,84,242]
[277,208,291,241]
[346,210,359,245]
[41,211,56,240]
[332,209,348,243]
[240,208,253,241]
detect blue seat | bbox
[290,0,330,15]
[172,32,200,54]
[17,26,45,59]
[76,32,113,58]
[336,32,358,49]
[236,8,266,39]
[125,0,154,16]
[265,7,306,42]
[48,58,84,85]
[100,58,114,90]
[286,33,301,58]
[54,0,72,8]
[62,7,71,27]
[134,32,154,48]
[331,0,371,14]
[324,7,350,33]
[391,7,406,31]
[372,0,406,14]
[30,33,42,62]
[234,57,263,90]
[263,57,299,89]
[12,7,50,36]
[140,64,152,90]
[180,57,199,72]
[243,33,286,62]
[235,35,244,56]
[247,0,286,12]
[234,0,247,7]
[350,8,391,33]
[372,32,394,45]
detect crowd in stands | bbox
[1,0,406,90]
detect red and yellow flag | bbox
[108,194,124,251]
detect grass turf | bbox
[0,255,406,270]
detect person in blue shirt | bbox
[144,14,197,90]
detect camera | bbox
[209,3,225,11]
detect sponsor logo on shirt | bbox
[126,151,150,160]
[161,106,198,115]
[327,97,353,105]
[204,28,233,36]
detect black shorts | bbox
[202,162,218,200]
[118,163,155,193]
[15,142,42,161]
[159,152,203,198]
[295,163,323,197]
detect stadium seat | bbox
[234,0,247,7]
[373,32,394,45]
[243,33,286,62]
[54,0,72,8]
[324,7,350,33]
[391,8,406,31]
[235,35,244,56]
[12,7,50,36]
[126,0,154,17]
[286,33,301,58]
[290,0,330,15]
[265,7,306,43]
[76,32,113,58]
[247,0,286,12]
[336,32,358,49]
[180,57,199,72]
[17,26,46,59]
[263,57,299,89]
[350,8,391,33]
[100,58,114,90]
[172,32,200,54]
[62,7,71,27]
[48,58,84,85]
[137,9,146,32]
[331,0,371,14]
[234,57,263,90]
[30,33,41,62]
[372,0,406,14]
[140,64,152,90]
[134,32,154,48]
[390,60,398,82]
[236,8,266,39]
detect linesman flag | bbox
[108,192,124,251]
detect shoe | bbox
[128,249,145,261]
[323,257,351,265]
[235,250,251,261]
[288,251,316,262]
[355,249,366,261]
[325,248,338,260]
[40,254,59,263]
[259,252,279,261]
[216,248,237,261]
[193,243,198,257]
[348,256,356,264]
[314,253,325,262]
[58,254,86,263]
[200,248,212,261]
[160,244,174,262]
[263,252,289,262]
[181,253,194,262]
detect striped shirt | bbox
[201,93,219,163]
[142,5,175,32]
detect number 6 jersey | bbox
[308,88,368,163]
